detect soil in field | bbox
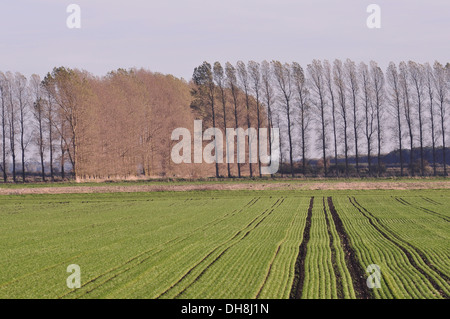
[0,180,449,195]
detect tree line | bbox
[0,67,198,182]
[0,59,448,182]
[191,60,449,178]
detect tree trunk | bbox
[351,91,359,175]
[428,88,437,176]
[376,103,382,176]
[221,90,231,178]
[231,87,241,178]
[286,101,294,177]
[20,103,25,182]
[1,90,7,182]
[39,115,46,181]
[441,103,447,176]
[330,93,338,175]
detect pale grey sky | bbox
[0,0,449,80]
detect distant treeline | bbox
[0,59,449,182]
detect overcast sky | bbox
[0,0,449,80]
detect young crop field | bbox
[0,188,448,299]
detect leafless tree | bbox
[386,62,404,176]
[424,63,437,175]
[359,62,375,175]
[307,60,328,176]
[272,61,294,177]
[292,62,310,174]
[30,74,46,181]
[4,72,18,182]
[408,61,426,175]
[345,59,360,175]
[248,61,263,177]
[434,62,448,176]
[370,61,385,176]
[41,74,57,180]
[261,60,275,176]
[399,61,415,175]
[334,59,350,176]
[14,73,31,182]
[192,62,219,178]
[225,62,241,178]
[0,72,8,182]
[213,61,231,177]
[237,60,254,177]
[275,113,284,177]
[324,60,338,174]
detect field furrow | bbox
[289,197,314,299]
[326,197,370,299]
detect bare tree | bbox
[370,61,385,176]
[292,62,310,175]
[43,68,80,179]
[274,113,284,177]
[213,61,231,177]
[334,59,350,176]
[324,60,338,174]
[42,74,56,181]
[261,60,275,176]
[387,62,404,176]
[248,61,263,177]
[31,74,46,181]
[15,73,30,182]
[399,61,415,175]
[237,60,254,177]
[272,61,294,177]
[0,72,8,182]
[58,108,67,180]
[225,62,241,178]
[408,61,426,176]
[192,62,219,178]
[359,62,375,175]
[424,63,437,176]
[4,72,17,182]
[307,60,328,176]
[345,59,360,175]
[434,62,448,176]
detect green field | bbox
[0,189,449,299]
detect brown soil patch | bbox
[290,197,314,299]
[0,180,449,195]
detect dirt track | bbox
[0,180,449,195]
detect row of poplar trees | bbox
[191,60,449,178]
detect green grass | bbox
[0,189,448,299]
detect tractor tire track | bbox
[255,198,293,299]
[59,198,254,298]
[255,245,282,299]
[350,197,449,299]
[172,209,281,298]
[289,197,314,299]
[421,197,442,206]
[158,197,284,299]
[395,197,449,222]
[327,197,372,299]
